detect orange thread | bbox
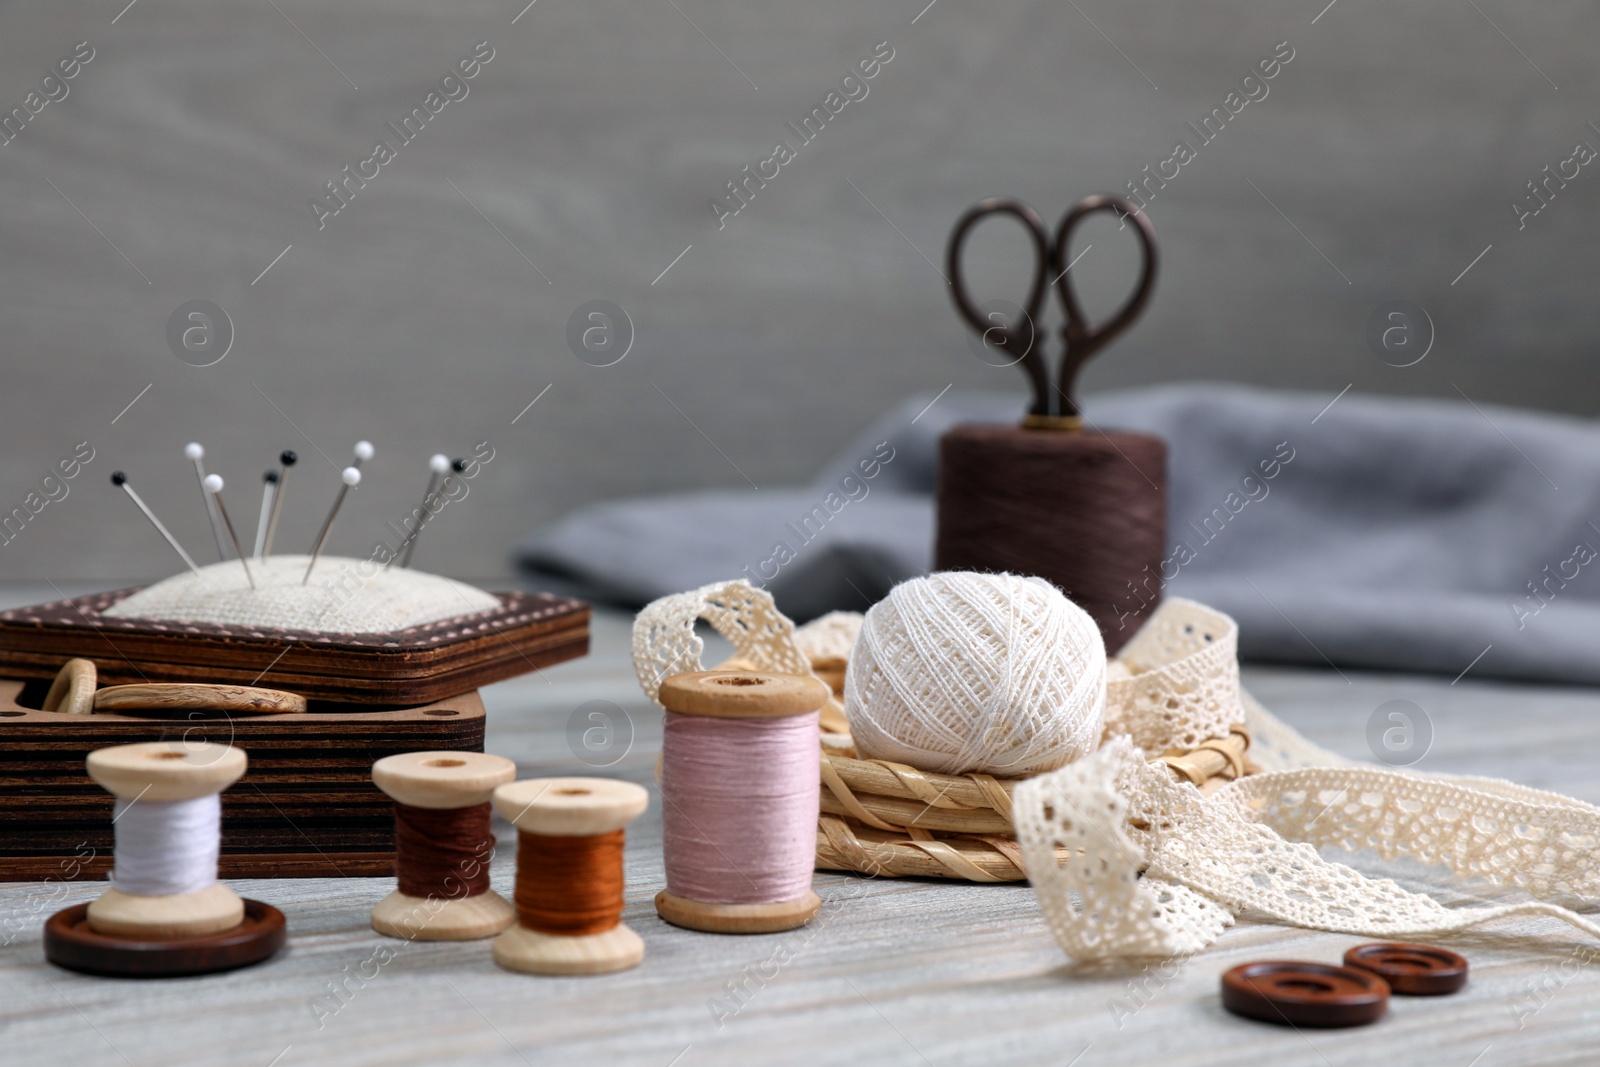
[514,830,625,936]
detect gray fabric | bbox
[519,384,1600,684]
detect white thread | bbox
[844,572,1106,776]
[111,795,222,896]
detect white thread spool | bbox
[84,741,247,940]
[845,572,1107,776]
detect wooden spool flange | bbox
[491,776,649,975]
[655,670,828,934]
[370,750,517,941]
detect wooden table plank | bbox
[3,608,1598,1067]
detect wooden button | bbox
[493,777,648,836]
[372,751,516,809]
[95,683,307,716]
[43,658,97,715]
[1222,961,1389,1027]
[86,741,246,802]
[46,899,285,978]
[658,670,830,720]
[1344,943,1468,995]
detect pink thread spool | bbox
[655,670,829,934]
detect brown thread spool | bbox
[491,776,648,975]
[934,423,1166,655]
[371,751,516,941]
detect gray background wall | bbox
[2,0,1596,584]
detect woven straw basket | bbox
[808,673,1254,882]
[716,656,1256,884]
[635,581,1255,885]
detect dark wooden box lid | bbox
[0,589,588,704]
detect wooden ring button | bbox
[43,658,97,715]
[94,683,308,716]
[1221,961,1389,1027]
[1344,943,1468,995]
[45,899,286,978]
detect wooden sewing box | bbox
[0,586,588,879]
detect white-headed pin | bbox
[186,442,229,561]
[202,474,255,590]
[303,467,361,584]
[388,457,465,570]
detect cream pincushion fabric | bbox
[104,556,500,633]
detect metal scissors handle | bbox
[946,194,1157,421]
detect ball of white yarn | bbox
[844,572,1106,776]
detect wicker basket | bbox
[647,586,1257,884]
[814,720,1254,882]
[720,648,1257,883]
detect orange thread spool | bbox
[513,830,625,936]
[492,777,648,976]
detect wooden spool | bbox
[84,741,248,939]
[491,776,648,976]
[655,670,828,934]
[45,741,286,977]
[370,750,516,941]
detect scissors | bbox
[946,194,1157,425]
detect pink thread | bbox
[661,709,820,905]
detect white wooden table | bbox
[4,606,1598,1067]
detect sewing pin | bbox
[397,454,450,569]
[202,475,255,590]
[253,470,278,559]
[111,472,202,576]
[352,440,375,470]
[387,458,465,570]
[303,467,361,585]
[261,450,297,558]
[185,442,229,561]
